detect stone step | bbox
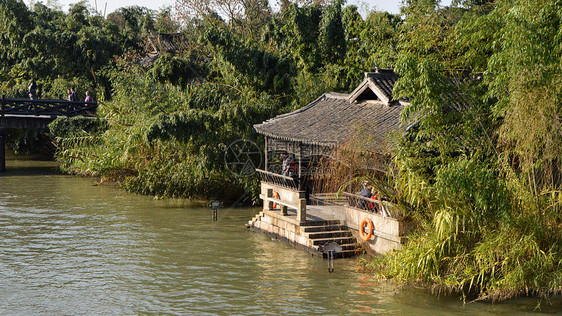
[301,224,348,233]
[311,236,356,246]
[250,212,264,222]
[247,212,266,227]
[301,219,343,227]
[306,230,353,239]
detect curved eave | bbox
[254,128,339,147]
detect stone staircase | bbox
[247,211,363,258]
[301,220,362,258]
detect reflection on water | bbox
[0,157,559,314]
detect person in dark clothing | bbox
[359,186,371,198]
[70,88,78,101]
[28,79,37,99]
[359,181,371,198]
[358,182,372,209]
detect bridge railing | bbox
[0,95,98,118]
[256,169,301,191]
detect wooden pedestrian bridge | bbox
[0,96,98,172]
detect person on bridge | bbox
[84,91,93,105]
[28,79,37,99]
[70,88,78,101]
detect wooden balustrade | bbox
[0,96,98,118]
[256,169,301,190]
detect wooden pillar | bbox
[0,126,6,173]
[264,136,268,171]
[298,142,303,191]
[298,142,302,178]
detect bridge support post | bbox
[0,126,5,173]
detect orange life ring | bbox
[272,191,280,209]
[359,218,374,241]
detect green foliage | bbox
[366,0,562,302]
[49,117,109,137]
[0,1,145,100]
[318,0,346,64]
[150,55,201,86]
[145,111,216,142]
[291,64,342,109]
[268,4,323,71]
[486,0,562,194]
[361,11,401,69]
[201,17,295,95]
[154,7,180,33]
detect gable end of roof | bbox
[348,71,399,106]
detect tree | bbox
[318,0,346,64]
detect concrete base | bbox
[344,206,412,255]
[253,182,413,257]
[248,205,413,256]
[247,210,322,255]
[246,209,362,258]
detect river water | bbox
[0,157,559,315]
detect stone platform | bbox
[247,202,411,257]
[246,206,362,258]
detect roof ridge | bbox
[324,92,349,99]
[255,94,327,127]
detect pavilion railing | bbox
[343,192,401,219]
[256,169,300,191]
[0,96,98,118]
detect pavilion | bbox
[248,69,413,257]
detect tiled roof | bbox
[255,70,410,149]
[254,93,407,149]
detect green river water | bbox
[0,156,559,315]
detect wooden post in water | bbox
[0,125,6,172]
